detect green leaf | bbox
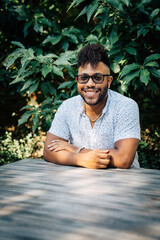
[54,58,70,66]
[33,21,43,33]
[76,6,88,20]
[120,0,130,6]
[27,48,35,59]
[149,69,160,78]
[67,0,78,11]
[148,82,158,93]
[36,55,44,63]
[20,79,35,92]
[44,53,58,59]
[122,70,140,83]
[150,9,159,18]
[32,111,39,133]
[18,110,35,126]
[61,41,69,51]
[87,1,99,22]
[86,34,98,44]
[43,35,62,45]
[52,65,64,78]
[42,65,52,77]
[120,63,140,78]
[107,0,123,10]
[34,12,44,19]
[125,47,137,55]
[41,97,53,108]
[40,82,56,96]
[67,34,78,44]
[6,57,18,69]
[141,0,152,4]
[11,41,25,48]
[28,82,39,95]
[9,77,25,85]
[108,48,121,56]
[140,69,150,85]
[144,54,160,64]
[108,27,119,48]
[20,105,35,111]
[137,27,150,38]
[24,20,33,37]
[145,61,159,68]
[46,82,57,96]
[110,63,120,73]
[58,81,74,89]
[115,53,125,64]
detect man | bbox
[43,44,141,169]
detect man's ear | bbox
[108,76,113,88]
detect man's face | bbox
[77,62,112,106]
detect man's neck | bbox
[84,95,108,116]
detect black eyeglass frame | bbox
[76,73,110,84]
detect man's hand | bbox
[48,139,78,153]
[78,149,111,169]
[47,137,111,169]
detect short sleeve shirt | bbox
[49,89,141,167]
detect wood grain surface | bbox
[0,159,160,240]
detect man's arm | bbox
[46,134,140,169]
[43,132,110,169]
[108,138,140,169]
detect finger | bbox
[51,140,61,143]
[94,149,110,154]
[48,143,59,150]
[48,143,54,148]
[51,140,68,144]
[99,159,110,165]
[53,147,65,152]
[48,145,57,151]
[97,152,110,159]
[99,164,108,169]
[48,146,64,152]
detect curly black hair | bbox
[78,44,110,68]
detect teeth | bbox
[85,91,98,97]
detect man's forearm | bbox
[108,148,135,169]
[43,147,79,166]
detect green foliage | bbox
[0,131,37,166]
[2,0,159,132]
[138,130,160,169]
[0,0,160,168]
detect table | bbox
[0,159,160,240]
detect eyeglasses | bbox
[76,73,110,84]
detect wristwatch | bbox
[76,147,85,153]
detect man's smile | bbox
[83,88,100,97]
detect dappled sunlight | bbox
[0,189,46,216]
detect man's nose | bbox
[86,76,95,86]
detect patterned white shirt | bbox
[49,89,141,167]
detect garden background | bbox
[0,0,159,169]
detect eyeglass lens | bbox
[77,73,105,84]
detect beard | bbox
[78,83,108,106]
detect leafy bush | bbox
[1,0,159,133]
[138,129,160,169]
[0,131,45,166]
[0,0,160,169]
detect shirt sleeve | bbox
[48,101,70,140]
[114,99,141,143]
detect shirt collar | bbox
[102,89,111,115]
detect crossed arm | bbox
[43,132,140,169]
